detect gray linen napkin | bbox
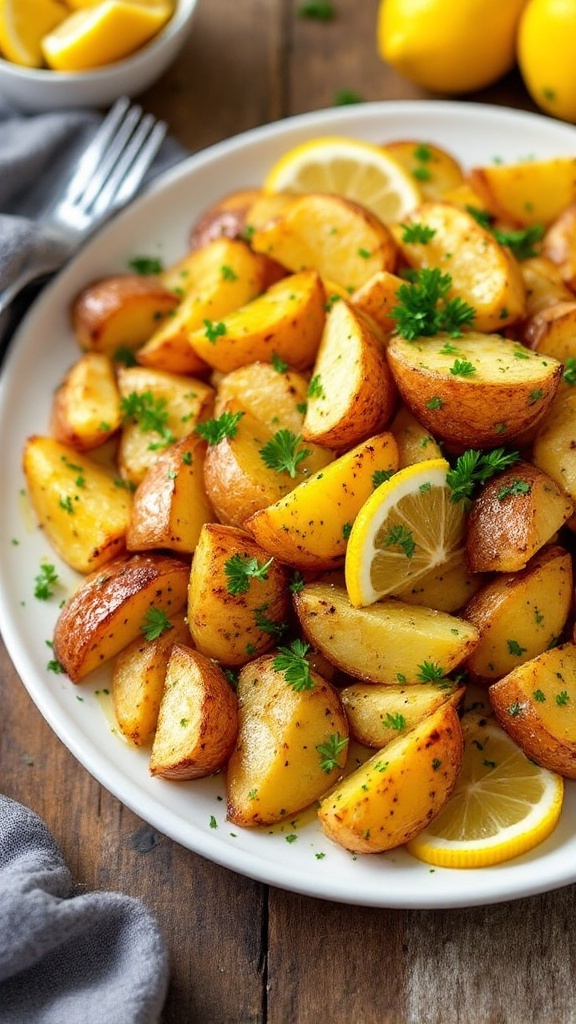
[0,795,169,1024]
[0,104,186,357]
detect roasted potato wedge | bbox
[71,274,179,355]
[350,270,405,334]
[23,435,133,574]
[523,301,576,362]
[520,256,574,320]
[126,435,215,554]
[213,360,311,433]
[387,331,562,450]
[395,557,482,614]
[112,613,193,746]
[188,188,262,250]
[149,645,238,779]
[383,140,465,200]
[489,642,576,778]
[226,653,348,826]
[50,352,122,451]
[533,388,576,529]
[53,552,190,682]
[467,156,576,228]
[301,299,397,450]
[187,522,291,666]
[187,269,326,373]
[389,404,443,468]
[463,546,573,682]
[246,433,398,570]
[465,462,574,573]
[541,203,576,290]
[396,202,526,332]
[294,582,478,684]
[317,702,464,854]
[251,193,398,293]
[340,680,465,748]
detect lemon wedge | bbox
[344,458,467,607]
[263,136,421,224]
[41,0,171,72]
[407,715,564,868]
[0,0,66,67]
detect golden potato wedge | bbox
[465,462,573,574]
[340,680,464,747]
[383,140,464,200]
[520,256,574,320]
[301,300,397,450]
[463,546,573,682]
[395,557,482,615]
[533,388,576,529]
[396,202,526,332]
[188,188,262,249]
[489,642,576,778]
[523,301,576,362]
[53,552,190,682]
[251,193,398,293]
[126,435,215,554]
[244,191,295,232]
[467,157,576,228]
[389,404,443,468]
[187,522,291,666]
[149,645,238,779]
[246,433,399,570]
[138,238,269,375]
[117,365,214,486]
[71,274,179,356]
[386,331,562,450]
[541,203,576,290]
[226,652,349,826]
[294,582,478,684]
[23,435,132,574]
[213,361,311,433]
[317,702,463,854]
[50,351,122,451]
[112,613,193,746]
[186,269,326,373]
[350,270,405,334]
[203,402,332,528]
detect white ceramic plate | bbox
[2,101,576,909]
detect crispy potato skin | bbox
[188,188,263,250]
[72,274,179,354]
[53,552,190,682]
[50,352,122,451]
[467,157,576,228]
[317,703,464,854]
[489,643,576,778]
[150,645,238,780]
[383,140,465,200]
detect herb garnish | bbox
[393,268,475,340]
[446,448,520,503]
[128,256,163,275]
[34,563,58,600]
[259,430,311,477]
[121,391,175,448]
[140,607,173,641]
[316,733,348,773]
[273,639,314,691]
[224,554,274,595]
[195,410,244,445]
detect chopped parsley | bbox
[446,448,520,504]
[120,391,175,447]
[140,607,173,641]
[128,256,163,275]
[316,733,348,773]
[34,563,59,600]
[393,268,475,340]
[203,319,227,343]
[401,223,436,244]
[224,554,274,595]
[273,639,314,691]
[259,430,311,477]
[195,410,244,445]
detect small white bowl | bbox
[0,0,198,113]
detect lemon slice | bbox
[0,0,66,67]
[407,717,564,868]
[344,458,466,607]
[41,0,171,72]
[263,136,422,224]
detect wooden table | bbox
[3,2,576,1021]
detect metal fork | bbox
[0,96,167,315]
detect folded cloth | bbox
[0,104,187,357]
[0,794,169,1024]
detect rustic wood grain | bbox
[3,0,576,1022]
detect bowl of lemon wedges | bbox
[0,0,198,112]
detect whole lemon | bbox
[377,0,528,94]
[518,0,576,122]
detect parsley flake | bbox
[224,554,274,595]
[316,733,348,773]
[273,639,314,691]
[259,430,311,477]
[140,607,173,641]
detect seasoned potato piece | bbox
[383,140,465,200]
[466,462,573,574]
[187,270,326,373]
[302,300,397,450]
[23,435,132,575]
[50,351,122,451]
[523,301,576,362]
[340,680,464,747]
[138,238,269,375]
[317,702,463,853]
[53,552,190,682]
[203,402,332,528]
[71,274,179,355]
[150,646,238,779]
[489,643,576,778]
[213,361,311,433]
[387,331,562,450]
[396,202,526,332]
[247,433,398,570]
[520,256,575,319]
[468,156,576,228]
[116,365,214,486]
[463,546,573,682]
[541,203,576,290]
[395,557,482,614]
[227,653,348,826]
[244,191,295,231]
[294,582,478,684]
[188,188,262,250]
[533,388,576,529]
[126,436,215,554]
[112,614,193,746]
[251,193,398,292]
[187,522,291,666]
[350,270,404,334]
[389,404,443,468]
